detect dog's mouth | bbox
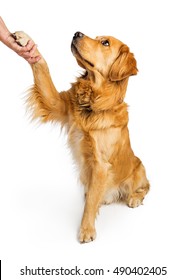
[71,42,94,68]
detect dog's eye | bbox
[101,40,110,47]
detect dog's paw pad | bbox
[12,31,31,47]
[79,227,96,243]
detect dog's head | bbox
[71,32,138,83]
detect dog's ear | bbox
[109,45,138,82]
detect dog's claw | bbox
[79,227,96,243]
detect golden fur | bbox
[13,31,149,243]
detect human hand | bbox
[9,33,41,64]
[0,17,41,64]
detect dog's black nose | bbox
[73,31,84,39]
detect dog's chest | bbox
[68,120,121,165]
[90,128,121,162]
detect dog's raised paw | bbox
[12,31,31,47]
[79,226,96,243]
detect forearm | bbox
[0,16,11,46]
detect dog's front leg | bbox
[13,31,69,124]
[79,165,107,243]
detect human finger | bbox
[26,55,41,64]
[24,40,35,51]
[17,44,39,58]
[29,44,38,56]
[17,50,41,62]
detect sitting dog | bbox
[13,31,150,243]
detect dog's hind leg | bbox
[122,161,150,208]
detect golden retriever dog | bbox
[13,31,150,243]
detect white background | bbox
[0,0,186,279]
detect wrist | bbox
[0,30,11,43]
[2,31,13,47]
